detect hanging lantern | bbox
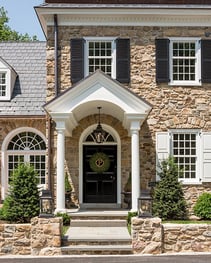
[92,106,106,143]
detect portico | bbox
[44,70,151,212]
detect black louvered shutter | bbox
[155,38,169,83]
[116,38,130,83]
[71,38,84,84]
[201,40,211,83]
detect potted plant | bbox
[65,173,72,208]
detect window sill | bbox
[168,81,202,87]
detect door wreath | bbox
[89,152,110,173]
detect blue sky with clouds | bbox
[1,0,45,40]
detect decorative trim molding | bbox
[36,7,211,35]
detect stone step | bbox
[61,244,133,255]
[70,219,127,227]
[67,209,129,221]
[62,237,131,247]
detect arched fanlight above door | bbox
[85,130,115,143]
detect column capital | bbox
[130,120,140,134]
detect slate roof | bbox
[0,41,46,116]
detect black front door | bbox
[83,145,117,203]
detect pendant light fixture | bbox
[92,107,106,143]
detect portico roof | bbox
[44,70,152,136]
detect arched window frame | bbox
[1,127,47,200]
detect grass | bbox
[163,220,211,224]
[62,225,69,236]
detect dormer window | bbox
[0,57,17,101]
[0,72,6,97]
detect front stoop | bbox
[61,210,132,255]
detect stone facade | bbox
[132,217,211,254]
[0,217,62,256]
[0,223,31,255]
[31,217,62,256]
[46,25,211,211]
[132,217,162,254]
[163,223,211,253]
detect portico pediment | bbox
[44,70,152,136]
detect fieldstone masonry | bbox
[0,217,62,256]
[31,217,62,256]
[132,217,211,254]
[46,25,211,212]
[0,223,31,255]
[132,217,162,254]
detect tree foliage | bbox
[152,156,188,220]
[0,7,37,41]
[194,192,211,220]
[0,164,40,223]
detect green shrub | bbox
[127,211,137,234]
[56,212,71,226]
[194,192,211,220]
[152,156,187,220]
[0,164,40,223]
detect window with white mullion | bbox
[7,131,46,185]
[172,132,198,181]
[0,72,6,97]
[88,41,112,76]
[170,38,201,85]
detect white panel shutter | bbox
[202,132,211,182]
[156,132,170,180]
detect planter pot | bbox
[121,191,131,209]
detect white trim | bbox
[36,7,211,36]
[169,129,201,184]
[1,127,47,200]
[79,124,121,206]
[169,38,201,86]
[84,37,116,79]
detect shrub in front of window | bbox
[152,156,188,220]
[0,164,40,223]
[193,192,211,220]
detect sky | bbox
[1,0,45,41]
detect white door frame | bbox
[79,124,121,206]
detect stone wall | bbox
[132,217,162,254]
[0,223,31,255]
[0,217,62,256]
[31,217,62,256]
[132,217,211,254]
[163,223,211,253]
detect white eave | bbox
[44,70,152,136]
[35,4,211,37]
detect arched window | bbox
[85,130,115,142]
[7,131,46,185]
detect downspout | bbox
[47,14,59,202]
[54,14,59,97]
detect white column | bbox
[130,121,140,211]
[55,125,66,213]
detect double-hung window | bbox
[0,72,6,97]
[156,38,211,84]
[169,38,201,85]
[171,131,199,183]
[71,37,130,84]
[156,130,211,184]
[85,38,116,78]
